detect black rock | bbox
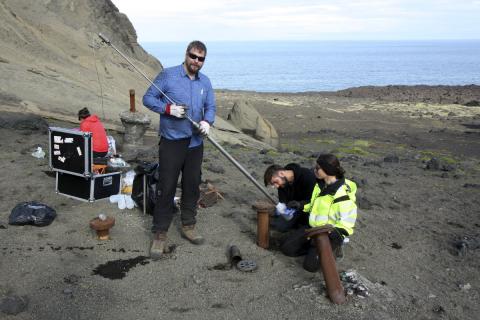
[441,164,455,172]
[384,155,400,163]
[463,183,480,189]
[350,176,367,187]
[363,160,382,167]
[206,164,225,174]
[262,157,274,164]
[357,196,373,210]
[464,100,480,107]
[425,158,440,170]
[0,295,28,315]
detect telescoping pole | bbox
[97,33,277,204]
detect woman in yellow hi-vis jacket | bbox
[280,153,358,272]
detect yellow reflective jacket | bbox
[303,178,357,235]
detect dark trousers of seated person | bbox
[271,210,309,233]
[281,227,347,272]
[93,151,108,159]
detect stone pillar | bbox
[119,89,151,149]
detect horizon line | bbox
[140,38,480,43]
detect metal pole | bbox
[143,174,147,216]
[98,33,277,204]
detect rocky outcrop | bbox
[227,100,279,148]
[255,117,279,148]
[0,0,161,122]
[336,85,480,105]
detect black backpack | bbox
[131,162,158,215]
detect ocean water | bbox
[142,40,480,93]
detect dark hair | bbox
[78,107,90,120]
[316,154,345,178]
[263,164,284,186]
[186,41,207,55]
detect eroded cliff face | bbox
[0,0,162,122]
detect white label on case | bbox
[54,136,63,143]
[58,156,66,163]
[54,144,60,149]
[65,138,74,143]
[77,147,82,156]
[103,176,113,186]
[53,151,61,155]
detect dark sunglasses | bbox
[188,52,205,62]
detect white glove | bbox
[199,121,210,136]
[275,202,286,216]
[167,104,186,118]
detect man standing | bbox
[143,41,216,259]
[264,163,316,232]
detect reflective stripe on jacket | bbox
[303,179,357,235]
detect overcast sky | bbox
[111,0,480,42]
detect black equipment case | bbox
[56,171,121,202]
[49,126,121,202]
[48,127,93,177]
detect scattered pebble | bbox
[63,288,73,294]
[390,242,402,250]
[459,283,471,291]
[432,305,445,313]
[0,295,28,315]
[340,270,369,298]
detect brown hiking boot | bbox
[150,232,167,260]
[181,225,205,245]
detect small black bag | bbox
[131,162,158,215]
[9,201,57,226]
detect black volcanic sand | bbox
[1,86,480,320]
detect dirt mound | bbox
[0,111,49,133]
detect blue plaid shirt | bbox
[143,64,216,148]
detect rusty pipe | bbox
[253,200,274,249]
[129,89,136,112]
[305,226,346,304]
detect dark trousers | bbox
[271,211,309,233]
[152,137,203,233]
[93,151,108,159]
[280,227,347,272]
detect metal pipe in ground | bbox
[129,89,136,112]
[305,226,346,304]
[253,200,274,249]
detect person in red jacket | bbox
[78,107,109,158]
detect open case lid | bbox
[48,126,92,177]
